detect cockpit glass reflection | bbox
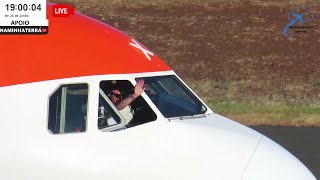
[138,75,207,118]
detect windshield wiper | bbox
[168,114,206,121]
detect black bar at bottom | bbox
[0,26,48,35]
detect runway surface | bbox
[251,126,320,179]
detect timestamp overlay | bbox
[0,0,48,34]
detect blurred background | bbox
[50,0,320,126]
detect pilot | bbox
[110,79,145,124]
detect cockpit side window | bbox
[48,84,88,134]
[99,80,157,129]
[97,90,122,130]
[139,75,207,118]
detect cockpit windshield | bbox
[138,75,207,118]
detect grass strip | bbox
[207,101,320,126]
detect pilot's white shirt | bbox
[119,105,133,124]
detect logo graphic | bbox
[41,28,47,33]
[129,39,154,61]
[282,6,314,36]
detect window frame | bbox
[98,79,158,131]
[47,83,89,134]
[98,88,127,132]
[136,75,207,118]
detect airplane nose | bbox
[242,136,316,180]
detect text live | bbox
[52,4,74,17]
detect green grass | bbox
[207,101,320,126]
[210,101,320,114]
[314,80,320,89]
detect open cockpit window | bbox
[99,80,157,129]
[97,89,122,130]
[138,75,207,118]
[48,84,88,134]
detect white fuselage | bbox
[0,71,316,179]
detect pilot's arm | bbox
[116,79,145,110]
